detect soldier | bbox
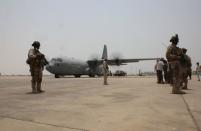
[26,41,48,93]
[166,34,185,94]
[102,59,109,85]
[180,48,192,89]
[184,49,192,80]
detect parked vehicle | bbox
[113,70,127,76]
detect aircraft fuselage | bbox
[46,58,102,78]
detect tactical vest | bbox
[166,45,181,62]
[27,49,43,69]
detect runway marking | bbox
[0,115,89,131]
[181,95,201,131]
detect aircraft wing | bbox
[87,58,159,67]
[107,58,159,66]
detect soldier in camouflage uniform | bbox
[183,49,192,87]
[103,59,109,85]
[166,34,185,94]
[27,41,48,93]
[180,48,192,89]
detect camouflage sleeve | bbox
[42,55,49,66]
[26,49,36,65]
[103,61,109,70]
[106,63,109,70]
[28,49,36,58]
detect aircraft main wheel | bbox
[55,74,60,78]
[74,75,81,78]
[89,74,95,77]
[97,74,102,77]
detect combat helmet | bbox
[32,41,40,48]
[170,34,179,43]
[181,48,187,54]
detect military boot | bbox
[172,87,177,94]
[182,81,188,90]
[182,85,188,90]
[104,80,108,85]
[176,90,186,94]
[172,88,185,94]
[31,81,37,93]
[37,82,44,93]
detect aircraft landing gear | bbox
[55,74,60,78]
[88,74,95,77]
[74,75,81,78]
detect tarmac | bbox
[0,75,200,131]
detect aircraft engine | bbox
[110,52,123,66]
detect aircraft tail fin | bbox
[101,45,108,60]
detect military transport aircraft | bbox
[46,45,158,78]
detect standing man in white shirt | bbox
[196,62,201,81]
[155,59,164,84]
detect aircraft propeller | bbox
[110,52,123,66]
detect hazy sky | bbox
[0,0,201,75]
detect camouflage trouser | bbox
[167,64,173,84]
[103,70,108,85]
[30,68,43,93]
[169,61,183,93]
[187,68,192,79]
[180,66,188,89]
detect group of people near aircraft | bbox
[26,41,110,93]
[155,34,200,94]
[26,41,49,93]
[26,34,201,94]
